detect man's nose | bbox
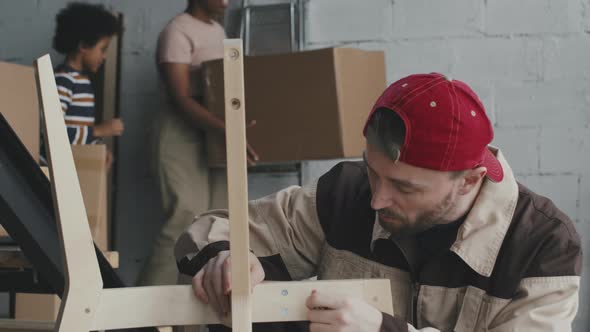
[371,181,392,211]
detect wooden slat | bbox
[223,39,252,332]
[35,55,103,332]
[90,279,392,330]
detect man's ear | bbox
[458,167,487,195]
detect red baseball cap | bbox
[363,73,503,182]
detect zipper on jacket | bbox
[391,237,420,326]
[412,281,420,326]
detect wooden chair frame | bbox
[34,39,393,331]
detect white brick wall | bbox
[486,0,584,35]
[112,1,182,53]
[492,127,540,173]
[451,37,543,82]
[30,1,62,60]
[120,52,161,95]
[580,173,590,222]
[539,128,587,173]
[578,137,590,220]
[0,1,35,23]
[306,0,393,44]
[494,79,590,128]
[392,0,483,38]
[0,10,36,61]
[544,36,590,80]
[387,39,454,81]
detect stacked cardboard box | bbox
[41,145,109,251]
[202,47,386,166]
[0,61,40,239]
[0,61,39,161]
[71,144,109,252]
[40,145,109,252]
[0,62,110,251]
[12,146,112,327]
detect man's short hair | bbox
[53,2,120,54]
[365,107,405,162]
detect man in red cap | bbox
[175,73,581,331]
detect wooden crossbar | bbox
[32,39,393,332]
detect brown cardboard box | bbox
[0,152,107,249]
[0,61,39,162]
[202,47,386,166]
[10,153,115,328]
[1,148,110,330]
[14,293,60,322]
[71,144,108,252]
[41,162,108,252]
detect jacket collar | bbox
[371,147,519,277]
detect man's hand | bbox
[191,250,265,316]
[306,290,383,332]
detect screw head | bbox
[231,98,241,110]
[229,48,240,60]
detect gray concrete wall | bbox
[1,0,588,329]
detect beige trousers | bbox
[139,107,227,286]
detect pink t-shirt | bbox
[157,13,226,97]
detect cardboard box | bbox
[0,152,107,248]
[0,61,39,162]
[41,162,108,251]
[1,149,108,262]
[71,144,108,252]
[202,47,386,166]
[1,148,111,330]
[14,293,60,322]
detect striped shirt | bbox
[54,64,98,145]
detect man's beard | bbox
[378,189,457,237]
